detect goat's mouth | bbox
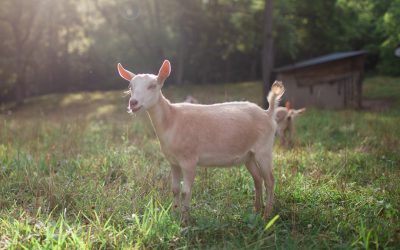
[129,105,143,113]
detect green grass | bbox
[0,76,399,249]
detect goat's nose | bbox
[130,99,138,107]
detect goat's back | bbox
[162,101,276,165]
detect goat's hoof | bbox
[181,210,192,225]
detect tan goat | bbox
[275,102,306,147]
[117,60,284,222]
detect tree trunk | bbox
[262,0,274,108]
[47,4,56,91]
[8,0,41,106]
[176,0,186,85]
[176,41,185,85]
[250,57,258,80]
[357,69,364,109]
[224,59,231,83]
[14,59,27,106]
[15,80,25,106]
[152,0,164,59]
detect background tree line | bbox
[0,0,399,104]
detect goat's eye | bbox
[147,84,157,90]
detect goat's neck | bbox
[147,92,174,140]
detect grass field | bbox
[0,76,399,249]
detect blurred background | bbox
[0,0,399,105]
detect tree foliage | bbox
[0,0,399,103]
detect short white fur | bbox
[118,60,285,222]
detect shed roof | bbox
[274,50,367,73]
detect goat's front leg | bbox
[181,163,196,223]
[278,127,286,147]
[171,165,182,212]
[288,123,295,147]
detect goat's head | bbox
[117,60,171,113]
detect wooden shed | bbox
[274,51,367,109]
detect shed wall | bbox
[275,57,364,109]
[277,74,346,108]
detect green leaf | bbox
[264,215,280,231]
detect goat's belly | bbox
[198,152,250,167]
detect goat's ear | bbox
[157,60,171,84]
[292,108,306,117]
[296,108,306,114]
[117,63,135,81]
[285,101,291,110]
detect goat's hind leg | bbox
[254,151,275,219]
[245,156,263,213]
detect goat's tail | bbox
[266,81,285,116]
